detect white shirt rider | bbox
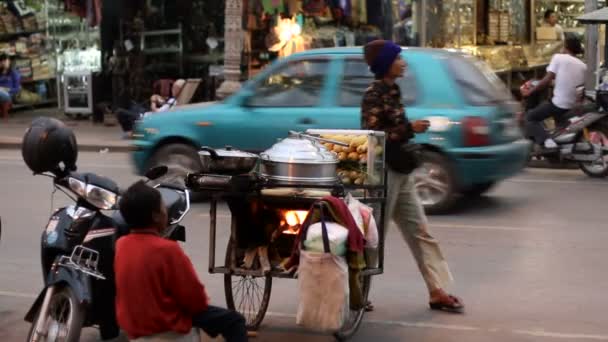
[521,38,587,149]
[547,54,586,110]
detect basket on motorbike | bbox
[596,90,608,111]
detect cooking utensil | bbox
[260,134,339,185]
[288,130,349,147]
[198,146,259,175]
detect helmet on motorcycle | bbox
[22,117,78,174]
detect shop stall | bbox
[0,0,56,109]
[243,0,390,78]
[413,0,569,96]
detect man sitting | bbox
[115,181,248,341]
[116,79,186,138]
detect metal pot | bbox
[198,146,259,175]
[259,134,339,185]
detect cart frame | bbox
[205,180,387,340]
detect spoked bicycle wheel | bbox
[334,275,372,341]
[224,240,272,330]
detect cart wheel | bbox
[224,240,272,331]
[333,275,372,341]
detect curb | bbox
[0,140,136,153]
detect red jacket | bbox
[114,230,209,339]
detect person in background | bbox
[521,36,586,149]
[116,79,186,138]
[0,53,20,119]
[542,9,565,41]
[361,40,464,313]
[114,181,248,341]
[393,5,414,46]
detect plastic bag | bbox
[304,221,349,256]
[345,193,379,248]
[297,214,349,332]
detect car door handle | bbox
[298,118,316,125]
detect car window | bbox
[446,55,512,105]
[248,59,329,107]
[339,58,418,107]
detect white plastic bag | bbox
[304,221,349,256]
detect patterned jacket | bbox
[360,80,413,142]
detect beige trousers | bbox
[386,169,454,292]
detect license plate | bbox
[45,217,58,233]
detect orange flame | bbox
[281,210,308,235]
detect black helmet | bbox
[22,117,78,174]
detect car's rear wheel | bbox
[412,151,456,215]
[148,143,203,188]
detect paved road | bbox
[1,150,607,341]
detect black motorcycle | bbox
[19,117,191,342]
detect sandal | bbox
[429,295,464,313]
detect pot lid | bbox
[199,146,259,159]
[260,137,337,164]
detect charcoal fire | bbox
[279,210,308,235]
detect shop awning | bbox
[577,8,608,24]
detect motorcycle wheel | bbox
[27,286,86,342]
[578,126,608,178]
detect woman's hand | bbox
[412,120,430,133]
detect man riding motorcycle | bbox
[521,36,587,150]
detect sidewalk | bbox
[0,107,134,152]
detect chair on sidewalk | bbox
[175,78,201,106]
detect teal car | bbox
[132,47,530,213]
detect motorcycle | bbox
[520,81,608,177]
[24,165,190,342]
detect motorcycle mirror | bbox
[145,166,168,180]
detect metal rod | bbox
[32,286,56,342]
[208,199,217,273]
[288,131,350,147]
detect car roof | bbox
[290,46,466,59]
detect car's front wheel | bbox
[412,151,457,215]
[462,181,496,197]
[148,143,203,187]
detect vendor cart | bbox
[189,130,387,340]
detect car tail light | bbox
[462,116,490,146]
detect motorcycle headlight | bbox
[68,178,86,197]
[85,184,118,210]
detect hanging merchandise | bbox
[356,0,367,24]
[64,0,101,27]
[266,17,305,57]
[287,0,302,16]
[303,0,328,16]
[262,0,285,13]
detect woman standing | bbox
[361,40,464,313]
[0,53,21,120]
